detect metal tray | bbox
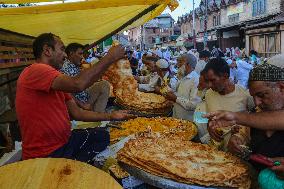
[119,162,232,189]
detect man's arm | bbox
[205,110,284,130]
[73,97,92,111]
[52,46,125,93]
[66,99,135,121]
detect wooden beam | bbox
[0,62,33,69]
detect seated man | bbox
[164,54,199,121]
[61,43,110,112]
[205,54,284,172]
[16,33,133,163]
[202,58,254,151]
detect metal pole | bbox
[192,0,196,49]
[140,25,144,51]
[204,0,208,48]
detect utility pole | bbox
[204,0,208,49]
[140,25,144,51]
[192,0,196,49]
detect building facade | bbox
[128,14,175,49]
[178,0,284,56]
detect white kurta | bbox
[195,59,207,75]
[173,71,200,121]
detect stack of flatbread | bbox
[110,117,197,143]
[104,59,172,113]
[117,133,251,189]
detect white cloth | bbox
[138,71,177,92]
[170,64,178,74]
[236,60,253,89]
[154,49,163,58]
[226,59,237,83]
[195,59,207,75]
[163,50,171,61]
[173,71,200,121]
[138,72,160,92]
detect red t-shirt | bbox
[16,63,72,160]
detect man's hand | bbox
[204,110,237,122]
[208,119,235,142]
[227,135,246,154]
[164,91,177,102]
[110,110,136,121]
[133,75,140,82]
[107,45,125,62]
[154,86,161,94]
[80,103,92,111]
[208,120,223,142]
[270,157,284,179]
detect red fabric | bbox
[16,63,72,160]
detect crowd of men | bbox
[15,33,284,185]
[125,45,284,180]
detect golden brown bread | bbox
[117,133,251,189]
[103,59,172,113]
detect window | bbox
[152,37,156,44]
[252,0,266,17]
[213,14,221,26]
[228,13,239,23]
[153,29,156,33]
[267,34,276,53]
[200,18,204,31]
[249,33,279,57]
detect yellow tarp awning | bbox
[0,0,178,45]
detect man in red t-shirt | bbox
[16,33,133,162]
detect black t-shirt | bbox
[250,129,284,170]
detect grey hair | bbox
[181,53,197,69]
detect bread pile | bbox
[110,117,197,142]
[118,132,251,189]
[104,59,172,113]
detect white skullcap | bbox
[156,59,169,69]
[267,54,284,69]
[146,52,153,57]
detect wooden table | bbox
[0,158,122,189]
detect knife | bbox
[240,145,281,167]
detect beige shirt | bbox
[173,71,200,121]
[204,85,254,149]
[205,85,254,113]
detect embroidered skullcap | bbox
[249,54,284,81]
